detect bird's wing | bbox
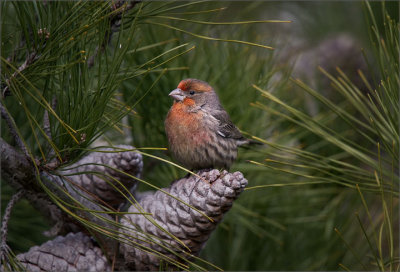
[212,110,245,140]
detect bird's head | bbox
[169,78,221,109]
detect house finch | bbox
[165,78,255,170]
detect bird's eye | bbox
[189,90,195,95]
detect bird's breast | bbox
[165,102,237,169]
[165,103,211,147]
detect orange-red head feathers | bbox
[177,79,212,93]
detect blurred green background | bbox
[1,1,398,270]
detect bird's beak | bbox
[169,88,185,101]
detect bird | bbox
[165,78,257,170]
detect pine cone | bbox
[59,145,142,206]
[16,232,110,272]
[119,169,248,271]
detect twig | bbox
[0,190,25,261]
[43,110,51,142]
[2,52,37,98]
[87,1,138,68]
[0,101,30,158]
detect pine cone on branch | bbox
[12,168,247,271]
